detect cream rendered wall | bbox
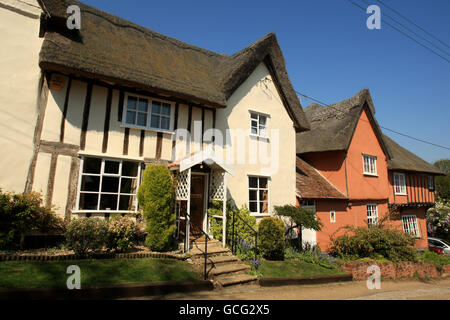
[32,152,51,196]
[215,62,297,216]
[52,155,72,215]
[0,1,43,193]
[63,80,86,145]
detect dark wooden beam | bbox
[156,132,163,160]
[25,72,51,193]
[139,130,145,157]
[39,140,79,157]
[59,77,72,143]
[46,153,58,207]
[123,128,130,156]
[102,87,113,153]
[80,83,93,151]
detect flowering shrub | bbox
[233,238,257,261]
[329,225,418,262]
[65,218,108,256]
[0,190,65,249]
[427,199,450,242]
[105,216,146,252]
[284,246,338,269]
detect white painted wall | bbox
[216,62,297,216]
[0,1,42,193]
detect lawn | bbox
[245,259,347,278]
[0,258,200,289]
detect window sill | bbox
[120,124,175,135]
[72,210,137,214]
[250,213,270,218]
[395,193,407,196]
[363,173,378,177]
[249,134,269,141]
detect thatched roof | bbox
[383,135,443,175]
[295,88,442,175]
[296,89,389,156]
[37,0,310,132]
[296,157,348,200]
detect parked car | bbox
[428,237,450,256]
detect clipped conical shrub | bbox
[137,164,176,252]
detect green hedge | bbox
[137,165,176,252]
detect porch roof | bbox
[169,149,234,176]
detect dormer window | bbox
[363,154,377,176]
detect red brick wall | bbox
[342,260,445,280]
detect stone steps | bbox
[216,273,258,287]
[187,239,258,288]
[210,263,251,277]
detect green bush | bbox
[208,200,257,247]
[419,250,450,272]
[329,225,418,262]
[65,218,108,256]
[0,190,65,249]
[259,217,285,260]
[105,216,146,252]
[137,165,176,252]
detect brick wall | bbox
[342,260,447,280]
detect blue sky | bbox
[82,0,450,163]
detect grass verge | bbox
[0,258,200,289]
[245,259,347,278]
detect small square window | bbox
[250,112,268,138]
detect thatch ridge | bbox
[296,89,387,155]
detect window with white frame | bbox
[77,157,142,212]
[123,94,173,131]
[366,204,378,225]
[402,215,420,238]
[249,176,269,215]
[394,173,407,195]
[363,154,377,176]
[330,211,336,223]
[428,176,435,191]
[250,112,268,138]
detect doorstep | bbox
[0,280,214,300]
